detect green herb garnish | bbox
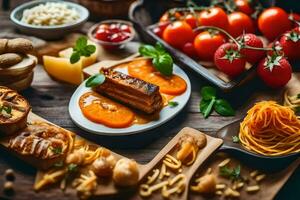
[139,43,173,76]
[68,163,78,173]
[232,136,240,143]
[51,147,62,154]
[85,73,106,88]
[220,165,241,181]
[70,36,96,64]
[199,86,235,118]
[297,93,300,99]
[168,101,179,108]
[0,105,12,114]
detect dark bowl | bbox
[216,119,299,172]
[129,0,300,91]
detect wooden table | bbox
[0,6,299,200]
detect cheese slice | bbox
[43,56,83,85]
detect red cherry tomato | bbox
[234,0,254,15]
[160,12,182,22]
[198,7,229,30]
[214,43,246,77]
[194,30,226,61]
[228,12,255,38]
[162,21,195,49]
[239,33,265,64]
[182,42,198,58]
[257,56,292,88]
[258,7,292,41]
[153,22,170,38]
[279,27,300,60]
[185,14,198,29]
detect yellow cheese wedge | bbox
[43,56,83,85]
[58,42,98,68]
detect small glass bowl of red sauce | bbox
[88,20,135,50]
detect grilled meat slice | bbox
[95,69,163,114]
[0,86,30,135]
[8,122,71,161]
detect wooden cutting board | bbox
[21,112,223,198]
[0,112,298,199]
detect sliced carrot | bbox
[79,92,134,128]
[127,59,187,95]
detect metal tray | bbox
[129,0,299,90]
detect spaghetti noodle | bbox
[239,101,300,156]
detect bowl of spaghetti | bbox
[239,101,300,157]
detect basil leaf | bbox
[70,52,81,64]
[152,54,173,76]
[155,42,166,54]
[214,99,235,116]
[85,74,106,87]
[139,45,157,57]
[76,36,87,49]
[232,136,240,143]
[297,93,300,99]
[201,86,217,101]
[168,101,178,107]
[200,97,215,118]
[85,45,96,54]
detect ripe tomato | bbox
[182,42,198,58]
[228,12,255,38]
[194,30,226,61]
[235,0,254,15]
[279,27,300,60]
[185,14,198,29]
[239,33,265,64]
[153,22,170,38]
[258,7,292,41]
[257,55,292,88]
[162,21,195,49]
[214,43,246,77]
[160,11,182,22]
[198,7,229,30]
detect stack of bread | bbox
[0,38,36,91]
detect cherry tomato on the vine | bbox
[228,12,255,38]
[214,43,246,77]
[194,30,226,61]
[234,0,254,15]
[198,7,229,30]
[182,42,198,58]
[185,14,198,29]
[162,21,195,49]
[258,7,292,41]
[279,27,300,60]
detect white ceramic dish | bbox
[10,0,89,40]
[69,64,191,136]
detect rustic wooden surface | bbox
[0,4,300,200]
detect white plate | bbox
[68,64,191,136]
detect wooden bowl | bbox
[78,0,136,20]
